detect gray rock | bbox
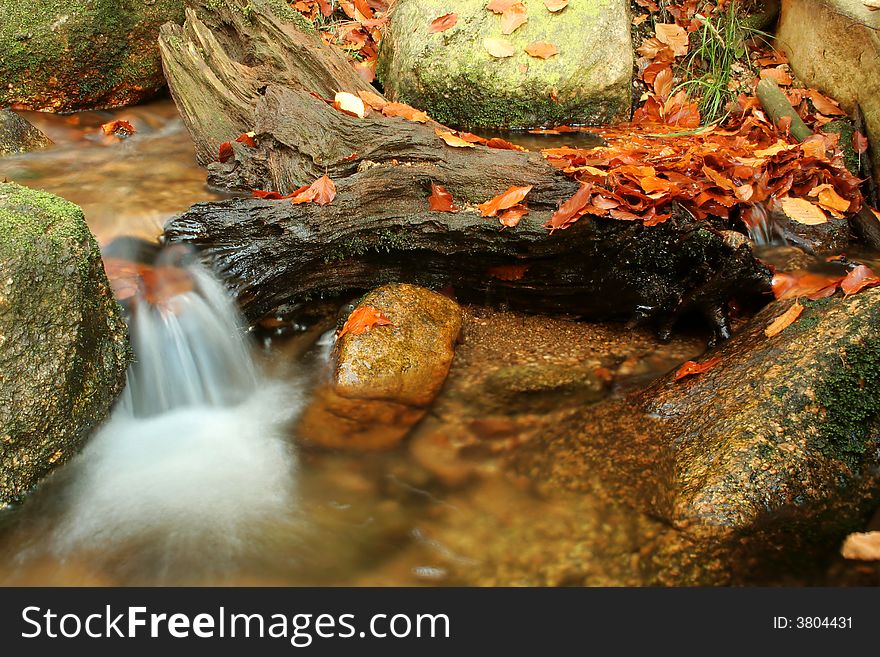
[0,111,52,156]
[378,0,633,129]
[0,182,129,505]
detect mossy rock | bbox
[0,110,53,156]
[0,0,186,112]
[377,0,633,129]
[640,288,880,536]
[0,182,129,505]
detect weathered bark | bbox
[159,0,772,336]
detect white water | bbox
[49,249,301,555]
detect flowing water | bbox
[0,100,870,586]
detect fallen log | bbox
[159,0,772,338]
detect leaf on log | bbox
[218,141,234,163]
[546,183,593,231]
[428,183,458,212]
[236,131,257,147]
[333,91,366,118]
[478,185,533,217]
[290,175,337,206]
[779,197,828,225]
[436,129,477,148]
[381,102,429,123]
[498,204,529,228]
[765,300,803,337]
[808,183,852,215]
[674,357,721,381]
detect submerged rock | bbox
[297,284,462,450]
[0,183,129,505]
[378,0,633,129]
[0,0,185,112]
[0,111,52,156]
[777,0,880,189]
[638,287,880,573]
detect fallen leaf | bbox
[253,190,295,200]
[484,37,515,58]
[488,263,531,280]
[487,0,517,12]
[333,91,367,118]
[760,66,793,86]
[500,2,528,34]
[358,90,388,111]
[841,264,880,296]
[853,131,869,154]
[498,203,529,227]
[809,183,852,214]
[779,196,828,225]
[525,41,558,59]
[337,305,393,339]
[435,129,477,148]
[478,185,533,217]
[101,119,136,137]
[652,65,673,98]
[486,137,529,151]
[235,131,257,147]
[654,23,689,57]
[841,531,880,560]
[428,183,458,212]
[807,90,846,116]
[765,300,804,337]
[218,141,234,163]
[543,0,569,11]
[547,183,593,230]
[674,357,721,380]
[381,102,429,123]
[290,174,337,206]
[429,13,457,33]
[771,270,846,300]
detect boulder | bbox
[0,0,185,112]
[639,287,880,557]
[777,0,880,189]
[377,0,632,129]
[0,110,53,156]
[0,183,129,505]
[297,284,462,450]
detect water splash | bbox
[50,243,300,556]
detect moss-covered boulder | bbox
[0,183,129,505]
[777,0,880,189]
[0,0,185,112]
[0,111,53,156]
[640,289,880,539]
[377,0,632,129]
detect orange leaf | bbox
[674,357,721,381]
[218,141,234,163]
[484,37,515,58]
[428,183,458,212]
[100,119,136,137]
[486,137,528,151]
[760,66,793,86]
[235,131,257,147]
[487,0,517,12]
[381,102,429,123]
[337,305,393,339]
[652,66,673,98]
[429,13,457,33]
[498,203,529,228]
[500,2,528,34]
[654,23,689,57]
[808,184,852,214]
[436,128,477,148]
[765,300,804,337]
[358,90,388,111]
[488,263,531,280]
[543,0,569,11]
[253,190,295,200]
[290,174,337,206]
[807,90,846,116]
[525,41,558,59]
[841,264,880,296]
[478,185,533,217]
[547,183,593,231]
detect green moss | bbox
[815,340,880,463]
[823,120,860,176]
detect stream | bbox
[0,100,869,586]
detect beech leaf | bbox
[478,185,533,217]
[654,23,689,57]
[436,129,477,148]
[674,357,721,381]
[525,41,558,59]
[428,183,458,212]
[500,2,528,34]
[484,37,515,58]
[218,141,234,163]
[337,306,394,340]
[429,13,458,33]
[101,119,136,137]
[779,197,828,225]
[543,0,569,11]
[765,300,804,337]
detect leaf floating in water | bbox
[428,13,458,33]
[674,357,721,381]
[337,305,394,339]
[428,183,458,212]
[478,185,533,217]
[218,141,234,163]
[101,120,136,138]
[765,300,804,337]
